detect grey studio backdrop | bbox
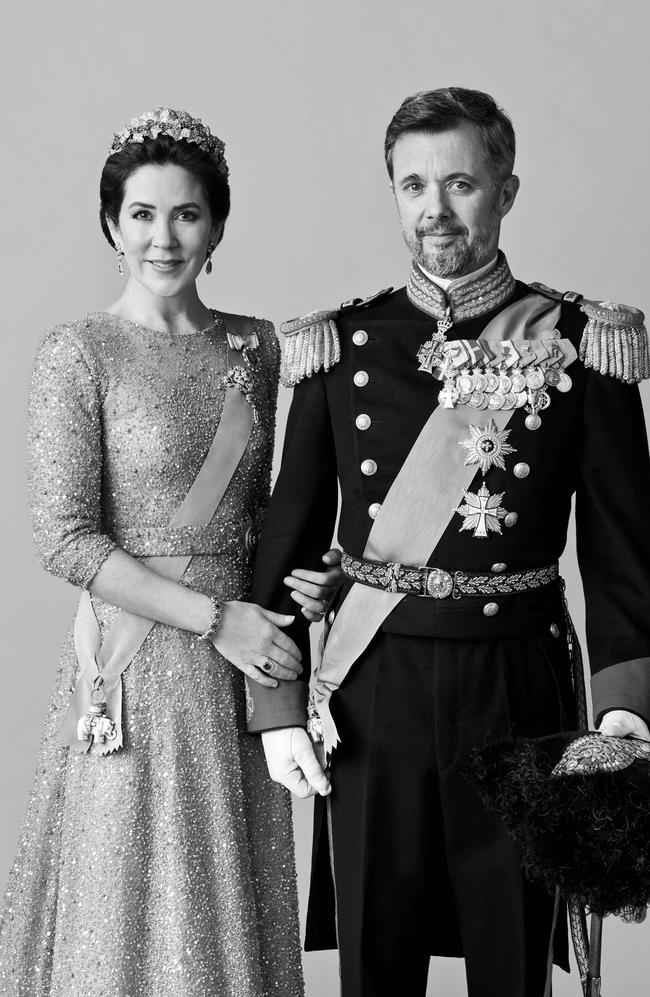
[1,1,648,994]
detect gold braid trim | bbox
[279,309,341,387]
[579,300,649,384]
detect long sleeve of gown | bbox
[28,325,116,589]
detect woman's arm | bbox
[89,548,303,687]
[28,325,334,688]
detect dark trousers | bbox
[309,626,575,997]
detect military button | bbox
[356,413,371,431]
[361,459,377,476]
[491,562,507,573]
[513,462,530,479]
[354,370,369,387]
[368,502,382,519]
[504,512,519,527]
[353,329,369,346]
[483,602,499,617]
[525,414,542,431]
[550,623,560,638]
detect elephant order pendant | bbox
[77,700,117,745]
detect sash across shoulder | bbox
[314,292,571,752]
[58,315,260,755]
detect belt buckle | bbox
[426,568,453,599]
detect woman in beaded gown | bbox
[0,110,339,997]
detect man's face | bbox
[391,123,519,279]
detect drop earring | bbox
[205,243,215,275]
[115,243,125,278]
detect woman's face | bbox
[109,163,220,299]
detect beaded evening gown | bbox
[0,313,304,997]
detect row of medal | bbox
[439,361,573,428]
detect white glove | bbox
[597,709,650,740]
[262,727,331,799]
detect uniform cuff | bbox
[247,679,309,733]
[595,706,650,728]
[591,658,650,724]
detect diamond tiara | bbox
[108,108,228,176]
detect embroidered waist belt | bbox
[341,551,559,600]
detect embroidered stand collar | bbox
[407,252,516,322]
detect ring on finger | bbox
[260,657,275,675]
[318,599,329,615]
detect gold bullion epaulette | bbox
[279,287,393,387]
[530,282,649,384]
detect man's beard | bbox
[404,212,500,279]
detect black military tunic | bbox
[248,257,650,997]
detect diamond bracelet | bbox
[197,596,223,642]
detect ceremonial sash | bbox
[58,317,259,755]
[315,293,574,752]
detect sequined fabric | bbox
[0,313,304,996]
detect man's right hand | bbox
[262,727,331,799]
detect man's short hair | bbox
[384,87,516,183]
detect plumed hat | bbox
[466,731,650,920]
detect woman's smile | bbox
[147,258,183,272]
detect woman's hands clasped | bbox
[212,602,302,688]
[212,548,343,688]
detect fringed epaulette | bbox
[530,283,649,384]
[579,300,649,384]
[279,287,393,387]
[280,308,341,387]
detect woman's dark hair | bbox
[384,87,516,184]
[99,134,231,247]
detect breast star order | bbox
[460,419,516,475]
[457,482,508,539]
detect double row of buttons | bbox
[349,327,555,627]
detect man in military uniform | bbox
[247,88,650,997]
